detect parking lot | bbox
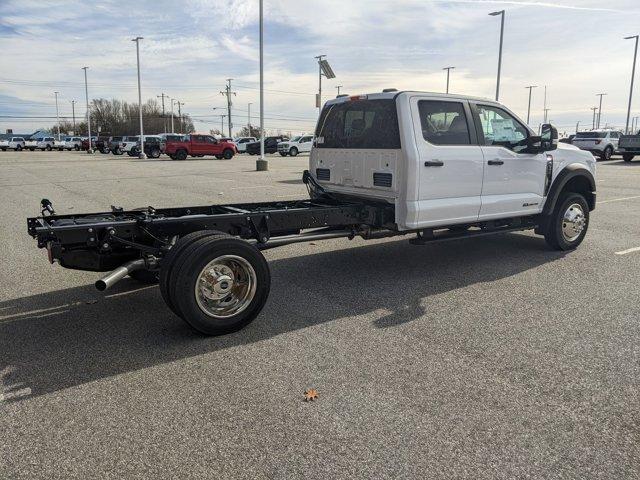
[1,150,639,479]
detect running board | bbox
[409,224,536,245]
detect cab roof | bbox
[325,90,499,106]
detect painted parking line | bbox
[615,246,640,256]
[599,195,640,204]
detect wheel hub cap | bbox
[562,203,586,242]
[195,255,257,318]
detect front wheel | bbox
[601,145,613,161]
[45,145,52,151]
[170,235,271,335]
[176,149,188,160]
[222,149,234,159]
[289,147,298,157]
[623,153,635,162]
[75,145,80,151]
[150,148,161,159]
[544,192,589,251]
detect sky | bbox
[1,0,640,137]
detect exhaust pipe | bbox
[95,259,146,291]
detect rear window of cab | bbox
[315,99,401,149]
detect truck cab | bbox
[165,134,237,160]
[310,91,596,238]
[278,134,314,157]
[0,137,26,151]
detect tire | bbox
[100,148,109,154]
[75,145,80,151]
[176,149,188,160]
[151,148,160,159]
[45,145,51,151]
[289,147,298,157]
[16,146,22,151]
[160,230,222,315]
[223,148,234,159]
[171,235,271,335]
[623,153,635,162]
[601,145,613,161]
[129,269,159,284]
[544,192,589,251]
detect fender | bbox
[542,163,596,216]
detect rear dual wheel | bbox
[160,231,270,335]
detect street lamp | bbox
[220,114,227,134]
[525,85,537,125]
[247,102,253,132]
[54,91,60,141]
[170,98,177,133]
[82,67,92,153]
[70,100,76,133]
[443,67,455,94]
[315,54,336,113]
[489,10,505,101]
[256,0,268,171]
[624,35,639,134]
[596,93,607,129]
[590,107,598,130]
[132,36,146,159]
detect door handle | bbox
[488,159,504,165]
[424,160,444,167]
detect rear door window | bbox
[418,100,471,145]
[315,98,400,149]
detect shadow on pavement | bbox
[0,233,565,402]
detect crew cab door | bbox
[298,135,314,152]
[410,97,484,227]
[470,103,548,219]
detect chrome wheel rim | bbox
[195,255,257,318]
[562,203,586,242]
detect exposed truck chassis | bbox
[28,171,542,335]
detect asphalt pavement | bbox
[1,150,639,479]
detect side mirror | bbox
[541,123,558,152]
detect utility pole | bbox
[54,91,60,140]
[624,35,639,134]
[70,100,76,133]
[443,67,455,94]
[220,79,236,138]
[596,93,607,129]
[257,0,267,171]
[489,10,505,101]
[157,93,168,133]
[82,66,92,153]
[336,85,343,96]
[177,101,184,134]
[590,107,598,129]
[132,36,146,159]
[219,114,227,134]
[525,85,537,125]
[247,102,252,133]
[170,98,176,133]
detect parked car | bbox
[165,134,237,160]
[81,137,98,151]
[94,136,111,154]
[618,130,640,162]
[159,134,185,153]
[571,130,621,160]
[131,135,164,158]
[559,134,575,144]
[233,137,256,153]
[63,137,83,151]
[54,138,68,151]
[108,136,126,155]
[0,137,25,151]
[277,134,314,157]
[246,136,288,155]
[123,136,140,156]
[25,138,39,150]
[34,137,56,151]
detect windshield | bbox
[315,98,401,149]
[289,136,301,142]
[575,132,606,139]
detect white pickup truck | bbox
[0,137,26,151]
[27,91,596,336]
[277,134,314,156]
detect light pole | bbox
[590,107,598,129]
[525,85,537,125]
[220,114,227,134]
[247,102,252,133]
[315,54,326,114]
[170,98,176,133]
[624,35,639,134]
[443,67,455,94]
[489,10,505,101]
[596,93,607,129]
[53,91,61,140]
[82,67,92,153]
[575,121,580,133]
[256,0,267,171]
[336,85,343,96]
[544,108,550,125]
[132,36,146,159]
[177,101,184,134]
[157,93,167,133]
[70,100,76,133]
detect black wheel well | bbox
[561,175,595,210]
